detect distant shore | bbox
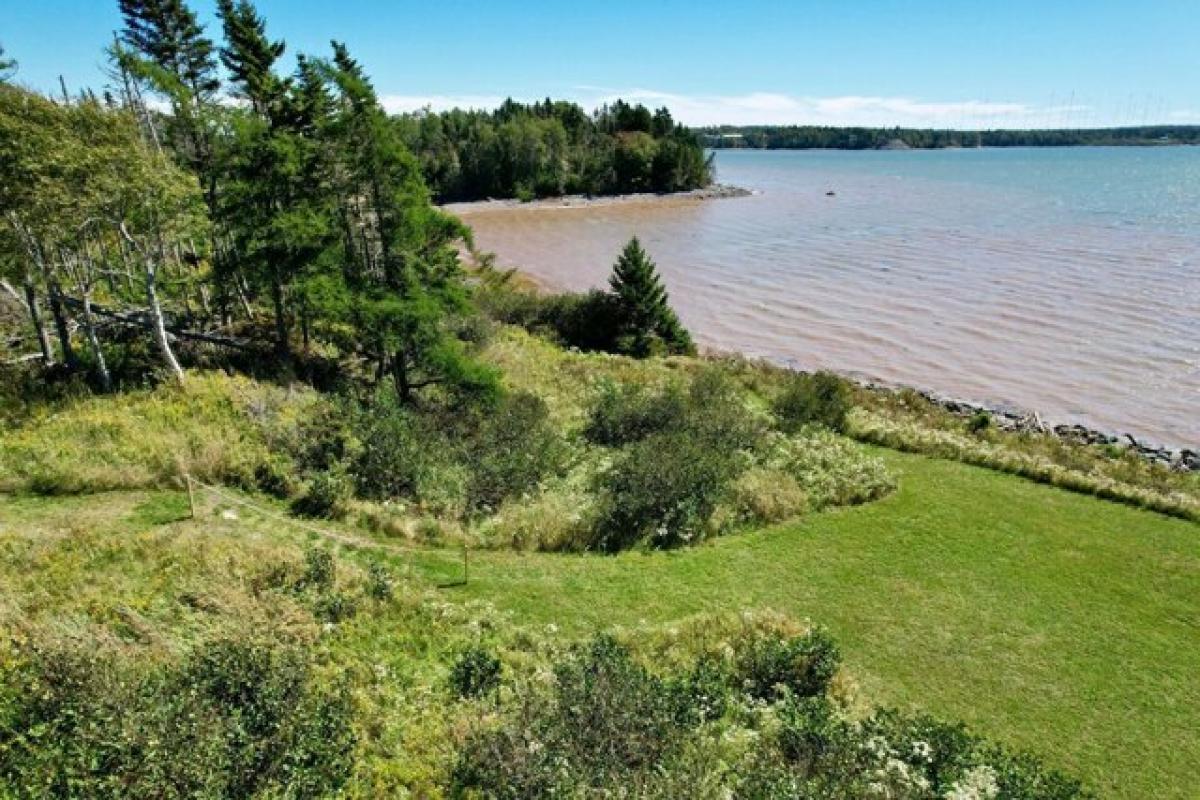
[442,184,753,215]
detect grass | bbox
[408,449,1200,798]
[2,449,1196,797]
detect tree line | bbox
[397,99,714,202]
[699,124,1200,149]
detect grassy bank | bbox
[3,447,1196,796]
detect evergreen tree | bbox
[0,45,16,82]
[118,0,219,102]
[217,0,286,115]
[607,237,693,357]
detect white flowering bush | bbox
[760,427,897,510]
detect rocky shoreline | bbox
[857,379,1199,473]
[442,183,753,215]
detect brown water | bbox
[457,149,1200,447]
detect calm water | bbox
[458,148,1200,447]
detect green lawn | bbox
[412,450,1199,799]
[2,450,1197,797]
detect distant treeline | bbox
[699,125,1200,150]
[396,99,713,203]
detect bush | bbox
[299,548,335,591]
[449,645,502,699]
[290,468,353,519]
[0,637,355,799]
[366,561,394,601]
[736,628,841,702]
[463,390,566,513]
[583,379,687,446]
[774,371,853,433]
[452,635,696,796]
[728,466,809,525]
[591,429,742,551]
[967,409,992,434]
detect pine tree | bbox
[607,237,693,357]
[117,0,218,101]
[217,0,285,115]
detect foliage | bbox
[0,636,355,799]
[607,237,694,357]
[451,629,1087,799]
[400,98,712,202]
[774,370,853,433]
[583,378,687,446]
[449,645,502,700]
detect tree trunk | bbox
[80,289,111,391]
[392,349,411,404]
[22,279,54,366]
[46,282,78,369]
[144,261,184,382]
[271,275,290,358]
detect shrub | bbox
[366,561,394,601]
[290,468,353,519]
[583,379,687,446]
[736,628,841,702]
[299,548,335,591]
[967,409,992,434]
[763,428,896,510]
[463,390,566,513]
[312,591,358,624]
[449,645,502,699]
[774,371,853,433]
[0,637,355,799]
[591,429,742,551]
[453,635,695,795]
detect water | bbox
[456,148,1200,447]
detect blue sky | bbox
[5,0,1198,127]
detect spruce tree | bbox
[118,0,219,101]
[607,237,693,357]
[217,0,286,114]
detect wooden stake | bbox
[186,474,195,519]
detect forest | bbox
[699,124,1200,149]
[398,99,714,202]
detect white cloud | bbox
[380,93,508,114]
[377,87,1188,129]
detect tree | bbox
[607,237,693,357]
[0,45,16,82]
[216,0,285,114]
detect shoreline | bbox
[442,183,753,215]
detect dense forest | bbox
[397,99,713,202]
[699,124,1200,149]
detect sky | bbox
[4,0,1198,128]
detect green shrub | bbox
[0,637,355,799]
[583,379,687,446]
[366,561,394,601]
[736,628,841,702]
[762,428,896,510]
[463,390,566,513]
[453,635,696,796]
[967,409,992,434]
[312,591,358,624]
[290,468,353,519]
[299,548,335,591]
[774,371,853,433]
[591,429,742,551]
[449,645,502,699]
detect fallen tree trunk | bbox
[58,295,255,352]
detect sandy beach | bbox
[441,184,752,215]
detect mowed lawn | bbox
[2,450,1197,798]
[422,450,1199,799]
